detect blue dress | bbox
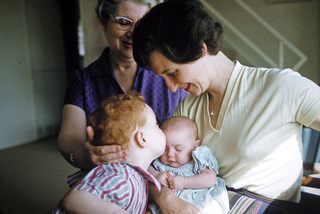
[149,146,229,214]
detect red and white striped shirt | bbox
[54,162,161,214]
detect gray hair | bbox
[95,0,163,24]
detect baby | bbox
[148,116,229,214]
[54,93,166,214]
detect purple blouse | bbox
[64,48,188,124]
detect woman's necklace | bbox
[209,95,223,117]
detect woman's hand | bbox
[155,187,203,214]
[76,126,128,169]
[58,105,127,170]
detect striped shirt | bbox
[53,162,161,214]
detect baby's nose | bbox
[168,156,175,162]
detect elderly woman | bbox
[132,0,320,213]
[58,0,188,170]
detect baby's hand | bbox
[156,172,169,187]
[167,172,185,192]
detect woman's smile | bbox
[183,83,191,92]
[122,40,133,48]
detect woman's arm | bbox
[63,190,129,214]
[167,167,216,192]
[58,104,127,169]
[149,183,203,214]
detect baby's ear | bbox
[194,139,200,148]
[135,131,147,148]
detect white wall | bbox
[79,0,107,67]
[0,0,37,149]
[0,0,66,150]
[208,0,320,83]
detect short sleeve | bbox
[192,146,219,175]
[63,70,85,109]
[292,75,320,126]
[74,165,131,206]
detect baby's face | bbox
[159,129,198,168]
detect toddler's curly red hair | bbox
[89,92,146,150]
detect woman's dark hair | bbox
[132,0,223,68]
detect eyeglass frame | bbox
[110,14,135,31]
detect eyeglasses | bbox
[111,15,134,31]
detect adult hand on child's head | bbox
[77,126,128,169]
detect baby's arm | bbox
[63,190,129,214]
[148,165,169,187]
[167,167,216,192]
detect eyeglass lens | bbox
[114,16,133,30]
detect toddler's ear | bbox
[135,131,147,148]
[194,139,200,148]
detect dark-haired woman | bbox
[132,0,320,213]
